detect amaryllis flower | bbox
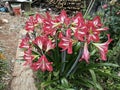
[58,29,73,54]
[45,12,52,20]
[80,42,90,63]
[43,20,56,36]
[20,10,112,73]
[19,36,30,49]
[45,39,55,52]
[102,4,108,9]
[33,36,55,52]
[92,16,102,27]
[33,36,44,50]
[92,16,109,31]
[71,12,85,28]
[35,13,44,24]
[25,16,38,32]
[86,22,100,43]
[71,12,87,37]
[42,12,56,36]
[24,48,34,65]
[74,28,86,41]
[93,34,112,61]
[85,16,109,43]
[55,10,70,26]
[31,55,53,72]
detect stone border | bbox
[11,29,37,90]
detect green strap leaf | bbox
[89,69,103,90]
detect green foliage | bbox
[0,49,8,90]
[102,1,120,89]
[0,59,8,90]
[107,2,120,47]
[34,1,120,90]
[35,57,120,90]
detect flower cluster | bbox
[19,10,112,72]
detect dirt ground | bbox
[0,9,57,90]
[0,12,27,89]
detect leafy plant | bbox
[0,50,8,90]
[18,1,120,90]
[95,1,120,89]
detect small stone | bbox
[2,19,9,23]
[0,26,2,29]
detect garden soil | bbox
[0,12,37,90]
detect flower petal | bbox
[80,42,90,63]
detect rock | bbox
[11,29,37,90]
[0,18,8,26]
[0,26,2,29]
[2,18,8,23]
[11,61,37,90]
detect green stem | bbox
[66,48,83,77]
[84,0,96,18]
[84,0,93,17]
[55,32,60,61]
[61,50,66,75]
[87,0,95,16]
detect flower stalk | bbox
[84,0,96,18]
[61,50,66,75]
[66,48,83,77]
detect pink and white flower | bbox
[58,29,73,54]
[25,16,38,32]
[31,55,53,72]
[19,35,30,49]
[80,42,90,63]
[93,34,112,61]
[24,48,34,65]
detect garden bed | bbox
[0,0,120,89]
